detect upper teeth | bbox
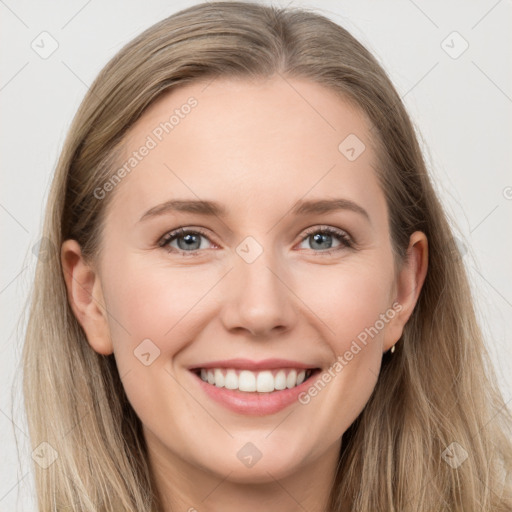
[198,368,312,392]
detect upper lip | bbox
[189,358,318,371]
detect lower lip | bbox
[190,370,319,416]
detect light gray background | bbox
[1,0,511,509]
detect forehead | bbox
[106,75,385,225]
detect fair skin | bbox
[62,76,428,512]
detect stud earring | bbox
[390,344,396,354]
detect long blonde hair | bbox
[18,1,512,510]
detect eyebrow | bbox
[138,198,370,223]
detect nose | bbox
[219,246,297,338]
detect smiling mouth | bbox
[191,367,321,393]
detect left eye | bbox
[297,226,353,253]
[158,226,353,256]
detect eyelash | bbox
[157,225,354,257]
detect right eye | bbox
[158,227,217,256]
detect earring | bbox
[390,344,396,354]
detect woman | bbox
[21,1,512,510]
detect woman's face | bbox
[63,76,426,490]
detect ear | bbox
[383,231,428,351]
[61,239,113,355]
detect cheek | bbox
[291,260,394,428]
[295,258,395,351]
[323,264,397,405]
[98,258,217,442]
[103,255,217,348]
